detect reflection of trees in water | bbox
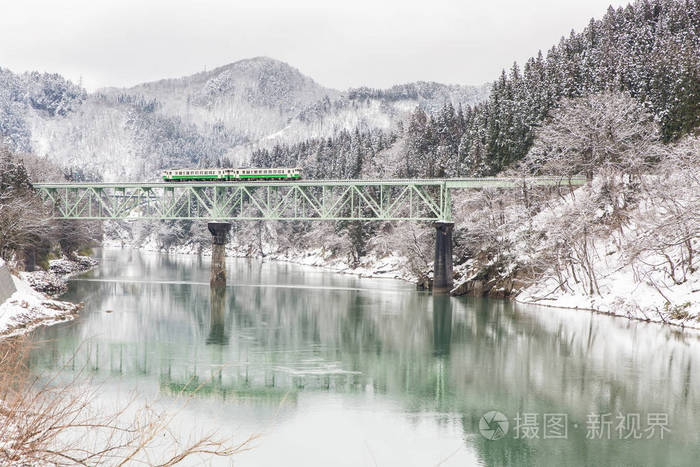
[29,250,700,463]
[33,278,700,417]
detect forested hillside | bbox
[254,0,699,179]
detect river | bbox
[29,249,700,466]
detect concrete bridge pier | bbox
[433,221,454,294]
[208,222,231,286]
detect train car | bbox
[162,167,302,182]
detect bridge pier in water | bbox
[208,222,231,286]
[433,221,454,294]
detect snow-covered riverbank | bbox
[515,233,700,329]
[510,173,699,329]
[0,256,97,337]
[104,236,418,283]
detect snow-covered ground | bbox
[0,273,81,337]
[0,256,97,338]
[516,247,700,329]
[512,176,699,329]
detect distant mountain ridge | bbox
[0,57,489,180]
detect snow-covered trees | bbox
[24,72,86,117]
[0,147,100,268]
[629,136,700,286]
[251,128,395,180]
[0,149,50,264]
[393,0,699,177]
[0,69,32,153]
[0,69,86,154]
[522,92,661,179]
[495,86,699,312]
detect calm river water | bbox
[30,249,700,466]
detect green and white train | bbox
[162,167,302,182]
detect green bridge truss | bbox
[34,177,586,222]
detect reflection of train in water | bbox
[162,167,302,182]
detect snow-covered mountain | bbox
[121,57,341,141]
[1,57,489,181]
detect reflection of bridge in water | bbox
[32,274,697,417]
[35,177,586,292]
[31,279,457,403]
[28,258,700,466]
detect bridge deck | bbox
[34,177,586,221]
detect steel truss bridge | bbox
[35,177,586,222]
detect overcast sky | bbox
[1,0,630,91]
